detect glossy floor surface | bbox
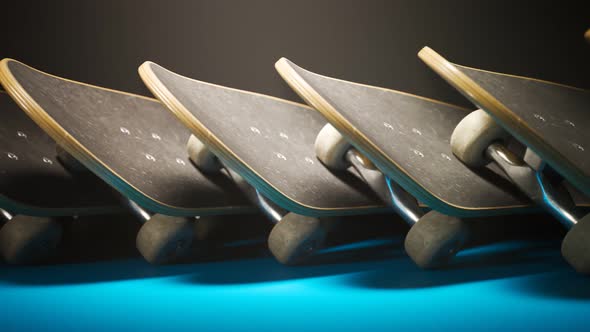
[1,235,589,332]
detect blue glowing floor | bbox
[1,240,589,331]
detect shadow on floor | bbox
[1,237,586,300]
[504,269,590,300]
[0,213,400,285]
[2,213,585,302]
[180,240,564,288]
[346,240,565,289]
[181,215,571,288]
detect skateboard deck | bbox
[273,58,590,217]
[418,47,590,197]
[0,59,254,217]
[419,48,590,195]
[139,62,388,217]
[0,90,120,216]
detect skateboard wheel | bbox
[268,212,326,265]
[451,109,509,166]
[0,216,62,264]
[561,214,590,275]
[404,211,468,269]
[186,135,220,172]
[136,214,194,264]
[315,124,351,170]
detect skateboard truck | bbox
[56,145,202,265]
[315,124,468,268]
[186,134,327,265]
[186,134,287,222]
[58,144,155,223]
[485,143,580,227]
[344,148,421,224]
[0,208,12,222]
[452,109,590,273]
[253,189,285,224]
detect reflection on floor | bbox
[1,234,589,332]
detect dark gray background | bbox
[1,0,589,107]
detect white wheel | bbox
[268,213,326,265]
[562,214,590,275]
[451,109,509,166]
[186,135,220,172]
[404,211,467,269]
[314,124,351,170]
[136,214,195,264]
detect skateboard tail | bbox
[0,59,253,216]
[275,58,538,217]
[139,61,386,217]
[418,47,590,197]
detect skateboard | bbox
[275,57,590,269]
[0,59,257,264]
[0,90,126,264]
[418,46,590,274]
[139,61,395,265]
